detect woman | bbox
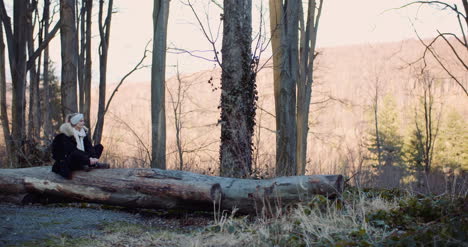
[51,113,109,179]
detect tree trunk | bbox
[0,22,13,167]
[78,1,85,119]
[463,0,468,34]
[268,0,283,173]
[27,3,41,141]
[275,0,299,176]
[220,0,255,178]
[0,167,344,213]
[42,0,53,139]
[60,0,79,118]
[151,0,170,169]
[83,0,92,129]
[78,0,92,131]
[373,85,382,167]
[11,0,29,166]
[93,0,112,145]
[296,0,322,175]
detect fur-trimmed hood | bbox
[59,123,88,137]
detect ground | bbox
[1,189,467,246]
[0,203,212,247]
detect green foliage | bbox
[366,94,404,167]
[436,109,468,170]
[366,195,468,246]
[404,127,426,170]
[41,61,62,132]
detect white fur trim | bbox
[59,123,89,151]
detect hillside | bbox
[96,38,466,175]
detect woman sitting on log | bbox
[51,113,110,179]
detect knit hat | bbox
[69,113,84,125]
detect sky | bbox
[5,0,465,83]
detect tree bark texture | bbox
[220,0,255,178]
[83,0,92,129]
[151,0,170,169]
[296,0,322,175]
[268,0,283,172]
[60,0,79,118]
[10,0,28,166]
[0,21,13,167]
[42,0,53,139]
[27,3,41,141]
[93,0,112,145]
[0,167,344,213]
[275,0,299,176]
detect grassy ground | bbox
[16,188,468,247]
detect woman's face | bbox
[75,119,85,130]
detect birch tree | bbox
[151,0,170,169]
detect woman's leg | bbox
[68,151,91,171]
[94,144,104,159]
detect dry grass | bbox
[48,192,399,247]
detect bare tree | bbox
[269,0,299,176]
[167,65,192,171]
[296,0,323,175]
[269,0,323,176]
[92,0,113,145]
[42,0,53,139]
[26,0,41,141]
[78,0,92,129]
[0,18,12,167]
[0,0,60,166]
[0,0,29,165]
[401,1,468,96]
[151,0,170,169]
[60,0,79,117]
[415,73,443,174]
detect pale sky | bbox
[5,0,465,83]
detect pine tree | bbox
[367,94,404,167]
[436,109,468,170]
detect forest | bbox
[0,0,467,246]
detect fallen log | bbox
[0,167,343,213]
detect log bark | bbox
[0,167,344,213]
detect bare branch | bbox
[394,1,466,18]
[184,0,223,68]
[414,30,468,96]
[27,19,61,70]
[167,47,217,62]
[436,31,468,70]
[104,40,151,116]
[108,111,152,164]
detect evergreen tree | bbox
[436,109,468,170]
[367,94,404,167]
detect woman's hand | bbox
[89,157,98,165]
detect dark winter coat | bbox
[51,123,102,179]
